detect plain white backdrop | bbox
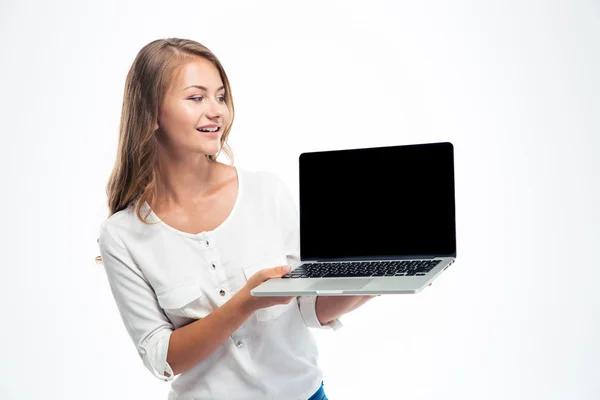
[1,0,598,399]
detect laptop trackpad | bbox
[308,278,372,291]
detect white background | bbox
[1,0,599,399]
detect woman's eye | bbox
[190,96,225,102]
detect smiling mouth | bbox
[196,127,221,133]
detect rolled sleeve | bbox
[297,296,344,330]
[98,227,175,382]
[140,328,174,381]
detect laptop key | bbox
[350,271,373,276]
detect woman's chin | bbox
[195,144,220,156]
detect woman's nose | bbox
[206,99,224,117]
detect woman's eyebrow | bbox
[183,85,225,92]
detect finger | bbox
[263,265,289,279]
[277,265,291,275]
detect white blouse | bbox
[97,166,343,400]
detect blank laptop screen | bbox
[299,142,456,261]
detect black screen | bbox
[299,142,456,261]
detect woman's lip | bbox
[197,128,220,138]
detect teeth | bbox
[198,126,219,132]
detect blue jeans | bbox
[307,381,328,400]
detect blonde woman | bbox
[97,38,376,400]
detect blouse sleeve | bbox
[274,173,344,331]
[97,226,176,381]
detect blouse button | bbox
[220,289,226,296]
[236,340,244,348]
[206,240,210,247]
[211,263,216,270]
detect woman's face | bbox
[155,57,230,157]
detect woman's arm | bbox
[315,295,377,325]
[166,292,254,376]
[99,227,256,380]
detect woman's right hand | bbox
[237,265,295,313]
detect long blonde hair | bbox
[105,38,235,224]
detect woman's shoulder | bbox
[98,201,150,244]
[236,164,282,189]
[101,201,135,226]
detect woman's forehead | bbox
[170,58,223,92]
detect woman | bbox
[97,37,375,400]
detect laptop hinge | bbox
[309,255,438,263]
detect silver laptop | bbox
[251,142,456,296]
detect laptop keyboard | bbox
[282,260,442,278]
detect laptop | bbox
[251,142,456,296]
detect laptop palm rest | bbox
[308,278,372,291]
